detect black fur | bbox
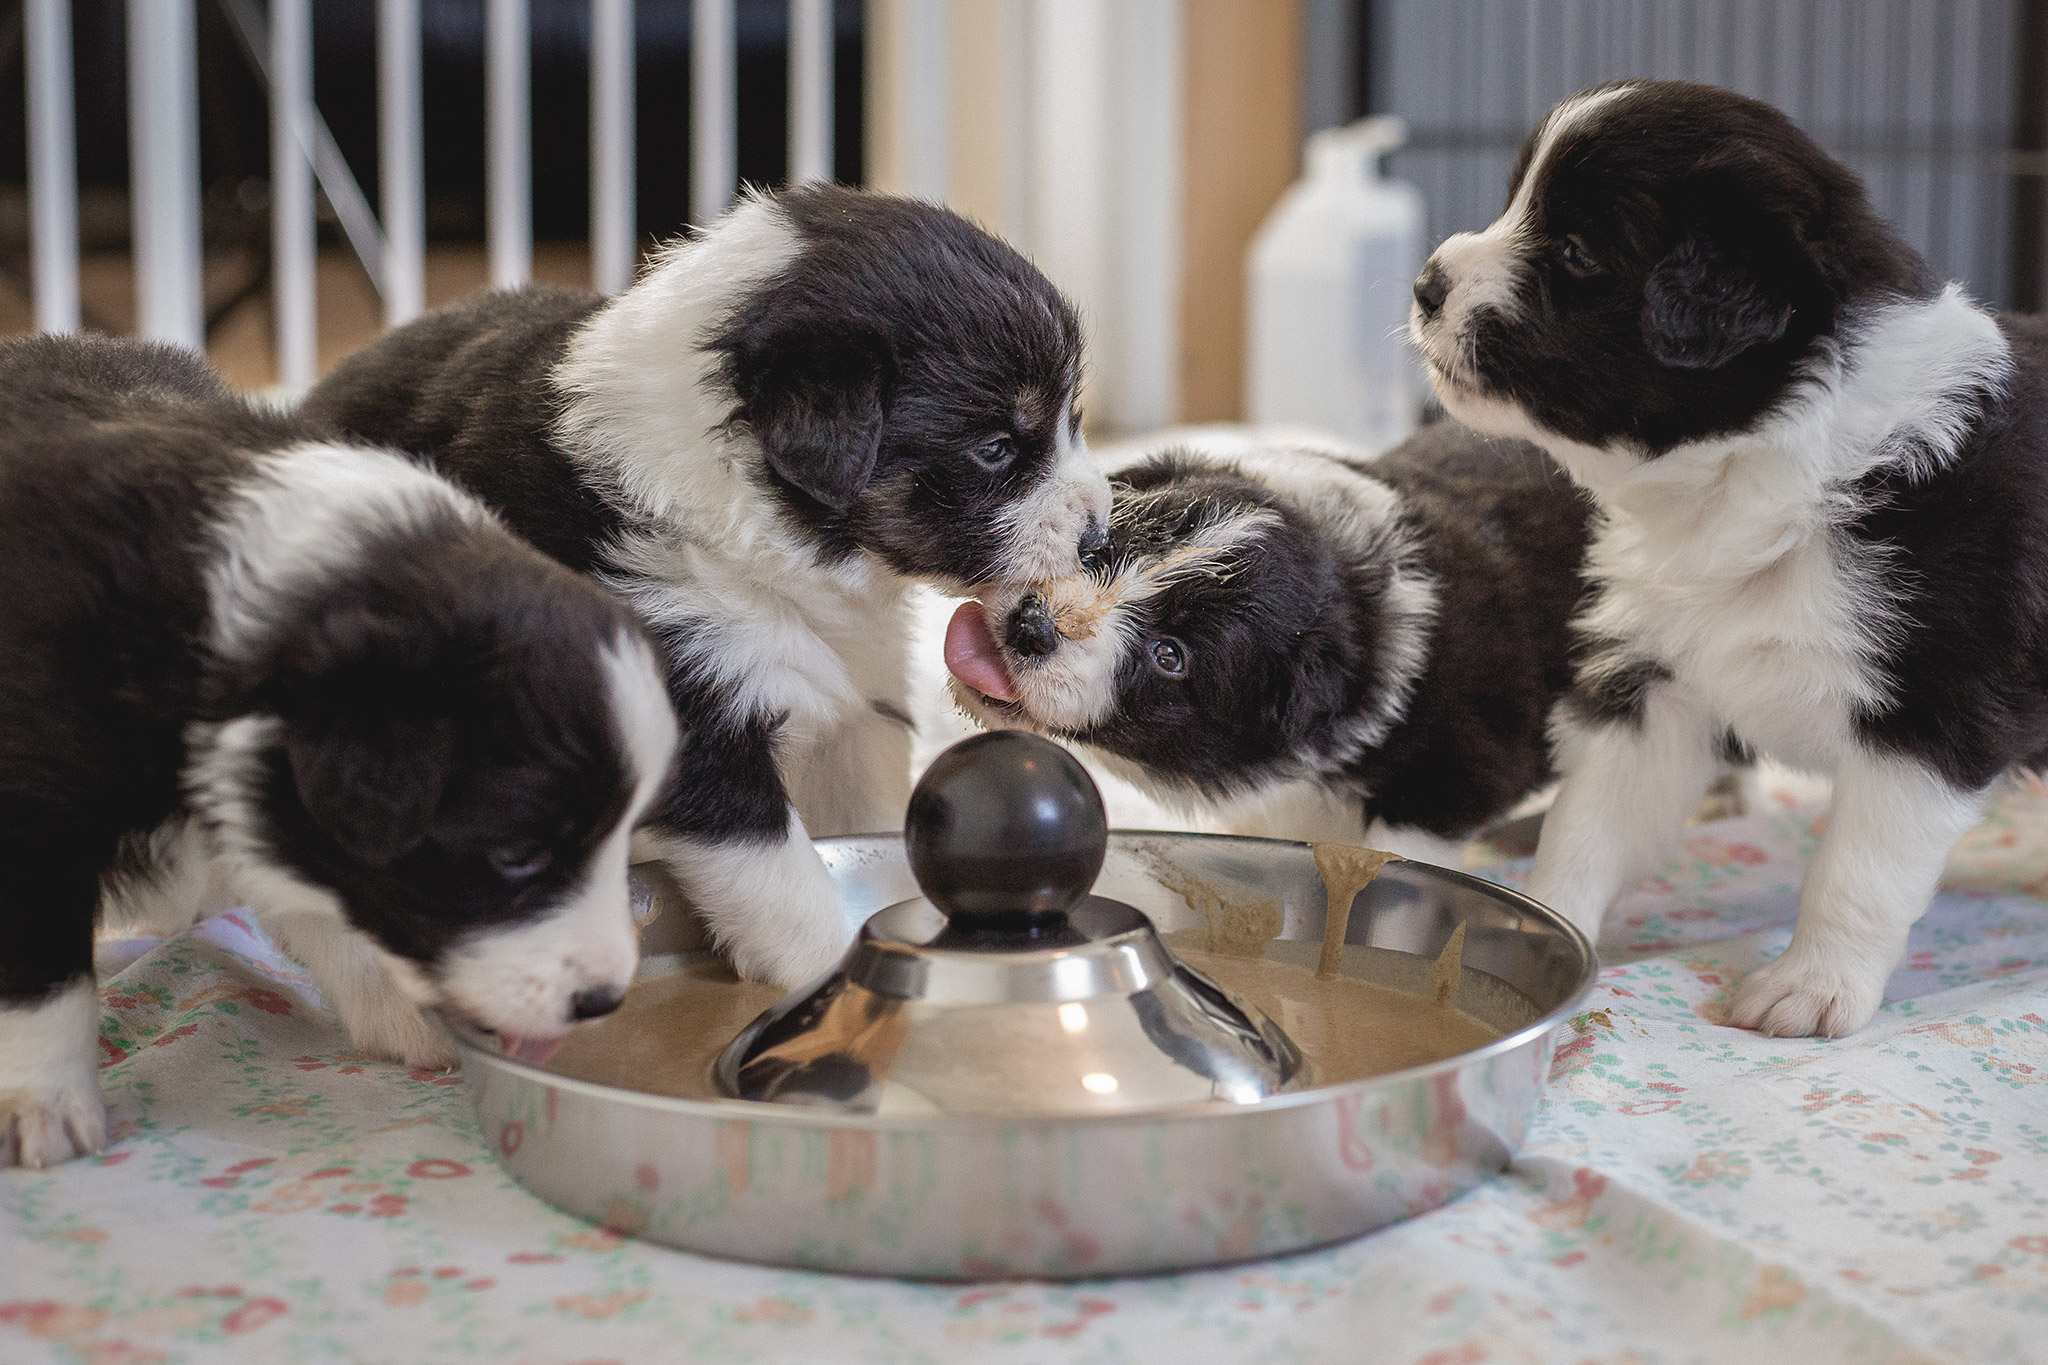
[1436,80,2048,796]
[712,188,1086,579]
[1843,311,2048,789]
[0,335,650,1008]
[296,285,624,575]
[1560,645,1672,729]
[304,185,1092,852]
[1463,80,1932,454]
[994,423,1596,840]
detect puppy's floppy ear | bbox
[1641,221,1795,369]
[270,603,458,867]
[286,710,456,867]
[738,328,892,511]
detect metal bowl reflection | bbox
[447,832,1594,1279]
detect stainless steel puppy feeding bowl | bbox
[447,746,1595,1279]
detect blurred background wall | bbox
[0,0,2041,434]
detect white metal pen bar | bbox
[692,0,737,224]
[591,0,636,294]
[789,0,832,184]
[216,0,389,304]
[487,0,532,288]
[271,0,316,389]
[25,0,79,334]
[896,0,948,202]
[379,0,426,325]
[127,0,205,347]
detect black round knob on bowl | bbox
[905,731,1108,935]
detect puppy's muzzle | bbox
[1005,593,1061,659]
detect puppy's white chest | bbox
[611,528,904,743]
[1591,517,1889,771]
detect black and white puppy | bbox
[304,185,1108,989]
[1410,79,2040,1037]
[0,335,676,1167]
[942,421,1594,856]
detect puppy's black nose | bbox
[570,986,625,1020]
[1413,262,1450,318]
[1006,595,1060,659]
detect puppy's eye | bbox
[1559,235,1600,276]
[488,844,553,883]
[1147,637,1188,678]
[972,434,1018,471]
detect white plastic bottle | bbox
[1246,116,1427,452]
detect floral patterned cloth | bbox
[6,788,2047,1365]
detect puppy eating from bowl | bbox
[942,420,1595,861]
[305,185,1109,991]
[1410,78,2044,1037]
[0,336,679,1167]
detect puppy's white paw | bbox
[336,992,458,1071]
[1728,945,1889,1039]
[663,822,858,990]
[723,890,855,990]
[1,1080,108,1168]
[0,981,108,1167]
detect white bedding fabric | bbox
[5,779,2045,1364]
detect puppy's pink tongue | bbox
[502,1035,565,1066]
[944,601,1019,703]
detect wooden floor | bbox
[0,242,601,392]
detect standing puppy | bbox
[1410,79,2037,1037]
[305,185,1108,988]
[0,336,677,1166]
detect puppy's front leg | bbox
[1729,750,1981,1038]
[782,700,914,838]
[260,910,457,1070]
[1527,679,1725,942]
[644,723,855,988]
[0,859,106,1167]
[0,979,106,1168]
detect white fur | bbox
[1224,447,1439,758]
[182,713,353,926]
[982,443,1436,764]
[206,442,491,660]
[557,195,906,764]
[98,818,235,939]
[179,449,681,1056]
[638,810,854,988]
[551,194,1105,982]
[1527,681,1727,932]
[553,196,918,980]
[432,632,675,1039]
[265,911,459,1069]
[0,979,106,1167]
[963,504,1281,734]
[1542,290,2008,776]
[783,700,913,838]
[1206,777,1463,864]
[555,194,806,534]
[952,440,1442,847]
[1510,289,2013,1036]
[1415,82,1642,364]
[1727,750,1981,1037]
[992,403,1112,583]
